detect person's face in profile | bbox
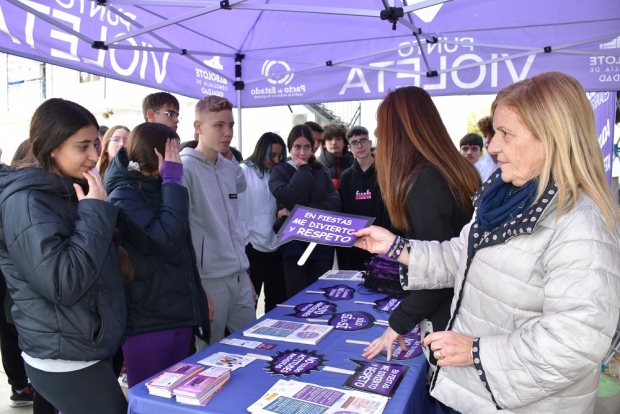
[311,131,323,152]
[490,104,546,187]
[52,125,100,180]
[195,109,235,154]
[265,143,284,169]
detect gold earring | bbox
[194,132,199,140]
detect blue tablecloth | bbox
[128,279,443,413]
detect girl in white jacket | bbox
[238,133,288,312]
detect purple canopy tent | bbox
[0,0,619,149]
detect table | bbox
[128,279,443,413]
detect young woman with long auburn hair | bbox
[365,86,480,371]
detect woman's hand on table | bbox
[362,326,406,361]
[353,226,397,255]
[423,331,474,367]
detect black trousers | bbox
[25,359,127,414]
[283,257,332,298]
[246,244,287,312]
[0,275,28,391]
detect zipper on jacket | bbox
[214,166,244,274]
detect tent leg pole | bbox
[237,89,242,155]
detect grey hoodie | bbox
[180,148,248,280]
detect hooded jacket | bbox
[0,165,126,361]
[338,160,393,270]
[105,149,209,338]
[318,149,354,190]
[180,148,249,279]
[403,172,620,413]
[238,163,278,252]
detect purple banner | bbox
[289,301,337,319]
[589,91,617,187]
[373,297,403,314]
[268,349,326,377]
[344,360,409,398]
[323,285,355,301]
[2,2,617,107]
[273,206,374,249]
[328,311,375,332]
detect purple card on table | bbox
[267,349,327,377]
[328,311,375,331]
[343,359,408,398]
[272,206,374,248]
[288,301,337,318]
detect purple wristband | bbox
[160,161,183,185]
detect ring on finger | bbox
[434,350,444,360]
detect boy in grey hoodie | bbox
[181,96,256,348]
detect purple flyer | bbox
[328,311,375,331]
[323,285,355,301]
[373,297,403,314]
[272,206,374,248]
[267,349,326,377]
[380,333,423,360]
[289,301,337,318]
[343,360,409,398]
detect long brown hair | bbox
[126,123,179,175]
[97,125,130,181]
[375,86,481,232]
[22,99,134,285]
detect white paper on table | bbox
[198,352,256,370]
[246,379,388,414]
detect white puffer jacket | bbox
[405,179,620,413]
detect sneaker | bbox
[118,373,128,388]
[10,384,34,407]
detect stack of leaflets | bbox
[145,363,203,398]
[247,379,388,414]
[319,269,364,281]
[173,367,231,406]
[243,319,333,345]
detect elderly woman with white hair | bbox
[355,71,620,413]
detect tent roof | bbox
[1,0,619,107]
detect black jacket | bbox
[389,164,473,365]
[269,161,341,260]
[318,149,354,190]
[338,160,394,270]
[0,165,126,361]
[105,150,209,339]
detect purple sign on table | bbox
[588,91,617,187]
[273,206,374,248]
[344,360,409,398]
[268,349,326,377]
[374,296,403,314]
[380,334,423,360]
[328,311,375,331]
[323,285,355,301]
[289,301,337,318]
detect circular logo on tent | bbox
[262,60,294,85]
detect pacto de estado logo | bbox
[262,60,295,85]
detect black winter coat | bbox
[269,161,341,260]
[105,149,209,339]
[318,149,354,190]
[0,165,126,361]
